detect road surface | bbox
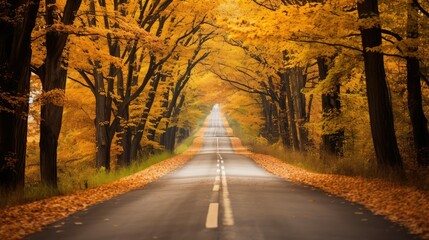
[27,106,416,240]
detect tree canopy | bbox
[1,0,429,193]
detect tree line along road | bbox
[26,106,417,240]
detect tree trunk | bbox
[357,0,403,171]
[39,0,82,187]
[162,94,186,152]
[163,126,177,153]
[406,0,429,167]
[39,53,67,188]
[130,75,162,161]
[317,57,344,157]
[116,109,131,167]
[260,93,279,144]
[94,61,111,170]
[0,0,39,192]
[293,67,309,150]
[277,79,291,148]
[282,71,300,151]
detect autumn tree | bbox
[357,0,403,171]
[317,57,344,157]
[405,0,429,166]
[0,0,40,192]
[30,0,83,187]
[68,0,217,169]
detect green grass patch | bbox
[174,136,196,155]
[0,131,199,209]
[226,115,429,189]
[226,116,378,177]
[87,152,174,188]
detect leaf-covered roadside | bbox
[0,137,203,240]
[229,137,429,239]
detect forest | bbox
[1,0,429,200]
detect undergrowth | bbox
[0,135,197,209]
[227,118,429,190]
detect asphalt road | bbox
[27,106,417,240]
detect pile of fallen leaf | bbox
[229,136,429,239]
[0,123,207,240]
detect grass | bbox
[227,118,429,190]
[228,117,380,177]
[0,134,198,209]
[88,152,174,188]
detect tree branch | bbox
[68,76,91,89]
[380,29,403,41]
[413,0,429,17]
[287,38,363,52]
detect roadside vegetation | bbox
[1,0,429,216]
[228,118,429,190]
[0,134,198,209]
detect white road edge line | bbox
[221,168,234,226]
[205,203,219,228]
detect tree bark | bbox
[276,77,292,148]
[260,92,279,144]
[162,94,185,152]
[406,0,429,166]
[317,57,344,157]
[0,0,40,192]
[281,71,300,151]
[357,0,403,171]
[92,62,111,170]
[293,67,309,150]
[130,75,162,161]
[39,0,82,187]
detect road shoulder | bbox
[228,135,429,239]
[0,119,209,240]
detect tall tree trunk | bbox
[317,57,344,157]
[117,40,140,166]
[122,118,132,166]
[130,75,162,161]
[83,0,113,171]
[93,62,111,170]
[147,87,169,152]
[406,0,429,167]
[260,93,279,144]
[270,102,280,143]
[162,94,185,152]
[282,71,300,151]
[260,93,270,140]
[0,0,40,192]
[277,79,291,148]
[269,79,281,143]
[163,126,177,153]
[117,110,131,167]
[293,67,309,150]
[39,0,82,187]
[357,0,403,171]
